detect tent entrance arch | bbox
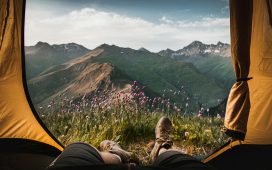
[1,0,272,170]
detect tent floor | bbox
[203,141,272,170]
[0,153,56,170]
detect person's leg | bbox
[150,117,211,169]
[100,152,122,164]
[150,117,173,162]
[100,140,133,164]
[47,142,122,169]
[153,149,211,169]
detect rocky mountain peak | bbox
[217,41,224,47]
[187,41,204,48]
[158,41,231,58]
[35,41,50,48]
[97,43,111,49]
[138,47,150,52]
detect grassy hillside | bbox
[26,42,230,165]
[28,44,227,112]
[89,44,227,111]
[25,42,90,79]
[42,111,227,164]
[39,84,228,165]
[174,55,235,90]
[158,41,234,90]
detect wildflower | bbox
[82,94,86,100]
[185,132,190,137]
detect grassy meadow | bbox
[39,81,228,165]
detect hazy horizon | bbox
[26,40,230,53]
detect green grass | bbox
[41,110,227,165]
[37,80,228,165]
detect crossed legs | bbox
[48,117,211,170]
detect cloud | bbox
[25,8,230,52]
[221,5,229,14]
[159,16,174,24]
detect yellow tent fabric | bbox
[0,0,271,166]
[245,0,272,144]
[0,0,63,151]
[224,0,272,143]
[224,0,252,139]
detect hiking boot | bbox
[150,117,173,161]
[100,140,132,163]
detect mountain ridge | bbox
[157,41,234,90]
[26,41,232,113]
[158,41,231,58]
[25,41,91,79]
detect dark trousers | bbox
[48,142,211,170]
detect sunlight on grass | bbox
[39,81,228,165]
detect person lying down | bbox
[47,117,211,170]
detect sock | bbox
[112,153,122,163]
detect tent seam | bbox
[0,0,9,50]
[268,0,272,26]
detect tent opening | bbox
[24,0,232,162]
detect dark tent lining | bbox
[204,141,272,170]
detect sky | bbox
[25,0,230,52]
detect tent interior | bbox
[0,0,272,169]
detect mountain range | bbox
[159,41,231,58]
[158,41,234,89]
[25,41,234,113]
[25,42,90,79]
